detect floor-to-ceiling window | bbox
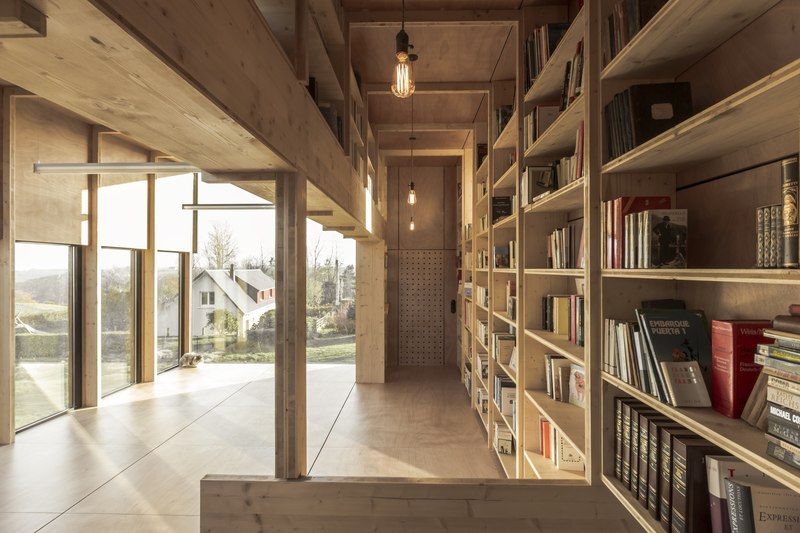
[100,247,138,396]
[14,242,76,429]
[156,251,182,373]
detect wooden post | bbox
[0,88,16,443]
[275,172,307,479]
[295,0,309,83]
[140,157,157,383]
[181,250,191,358]
[355,239,385,383]
[82,127,103,407]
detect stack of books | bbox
[604,306,712,407]
[756,156,798,268]
[524,22,569,91]
[477,249,489,269]
[477,321,489,348]
[544,354,586,408]
[545,219,584,269]
[494,421,514,456]
[493,332,515,367]
[541,294,585,346]
[613,397,800,532]
[477,387,489,414]
[538,416,584,472]
[476,285,489,308]
[602,0,667,67]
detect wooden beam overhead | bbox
[374,122,474,132]
[366,82,490,95]
[323,225,355,231]
[380,148,465,157]
[201,171,278,183]
[307,210,334,216]
[0,0,46,38]
[347,10,520,27]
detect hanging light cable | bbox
[408,95,417,206]
[391,0,417,98]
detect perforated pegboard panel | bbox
[399,250,444,366]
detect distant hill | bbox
[16,271,69,306]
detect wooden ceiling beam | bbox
[0,0,46,37]
[374,122,474,132]
[347,10,520,27]
[380,148,464,157]
[366,82,489,95]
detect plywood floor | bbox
[0,364,502,533]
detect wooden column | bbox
[181,251,191,358]
[275,172,307,479]
[140,165,156,383]
[0,88,16,443]
[82,127,103,407]
[355,239,385,383]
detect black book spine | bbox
[769,204,778,268]
[622,403,633,488]
[630,407,641,497]
[637,414,651,507]
[615,397,624,480]
[541,297,547,330]
[773,204,783,269]
[757,207,765,268]
[725,478,755,533]
[783,157,800,268]
[767,417,800,448]
[766,440,800,470]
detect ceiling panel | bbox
[379,130,469,150]
[351,25,510,83]
[344,1,521,9]
[368,92,485,124]
[385,155,461,167]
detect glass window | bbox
[101,248,138,396]
[201,291,215,306]
[14,242,74,429]
[157,252,182,373]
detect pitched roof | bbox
[234,269,275,290]
[200,269,275,315]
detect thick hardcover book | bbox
[622,401,645,488]
[630,405,658,496]
[645,209,688,268]
[491,196,513,224]
[637,308,712,403]
[706,456,769,533]
[711,320,772,418]
[659,426,697,529]
[626,82,693,150]
[772,315,800,335]
[766,439,800,471]
[762,204,773,269]
[670,437,723,533]
[615,397,625,480]
[647,420,684,519]
[637,413,670,508]
[782,157,799,268]
[568,364,586,408]
[660,361,712,407]
[772,204,784,269]
[725,477,800,533]
[741,371,768,430]
[757,207,765,268]
[612,196,671,269]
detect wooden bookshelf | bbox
[524,268,584,278]
[495,448,517,478]
[493,310,516,329]
[492,399,517,441]
[524,390,586,458]
[493,213,517,231]
[494,110,518,150]
[523,329,584,365]
[525,449,585,481]
[602,475,662,533]
[524,94,584,159]
[494,161,517,190]
[602,268,800,285]
[524,5,585,104]
[496,360,517,384]
[523,177,584,214]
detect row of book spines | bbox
[545,220,584,270]
[493,240,517,269]
[541,294,585,346]
[544,354,585,406]
[538,416,585,471]
[756,204,783,269]
[614,397,723,532]
[524,22,569,90]
[602,0,667,67]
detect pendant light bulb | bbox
[409,216,415,231]
[392,55,415,99]
[408,182,416,205]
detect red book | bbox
[612,196,671,268]
[711,320,772,418]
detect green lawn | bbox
[201,342,355,364]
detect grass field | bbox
[201,342,355,364]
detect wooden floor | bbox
[0,364,502,532]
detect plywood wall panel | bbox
[14,98,90,245]
[398,166,444,250]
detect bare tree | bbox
[203,221,238,269]
[309,234,323,269]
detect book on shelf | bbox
[477,143,488,168]
[477,321,489,348]
[725,477,800,533]
[711,320,772,418]
[463,281,473,299]
[494,374,516,417]
[766,434,800,471]
[641,209,688,268]
[524,22,570,91]
[479,180,488,198]
[495,104,515,139]
[602,195,671,269]
[494,421,514,455]
[491,196,514,224]
[493,244,510,269]
[493,333,515,366]
[782,157,799,268]
[476,285,488,308]
[521,165,556,206]
[477,249,489,269]
[546,219,585,269]
[604,82,693,161]
[635,412,672,507]
[661,360,712,408]
[568,363,586,408]
[545,354,571,402]
[538,415,585,472]
[478,387,489,414]
[767,402,800,448]
[706,456,771,533]
[628,404,658,494]
[524,106,559,150]
[477,352,489,380]
[757,204,784,269]
[670,437,724,533]
[602,0,668,67]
